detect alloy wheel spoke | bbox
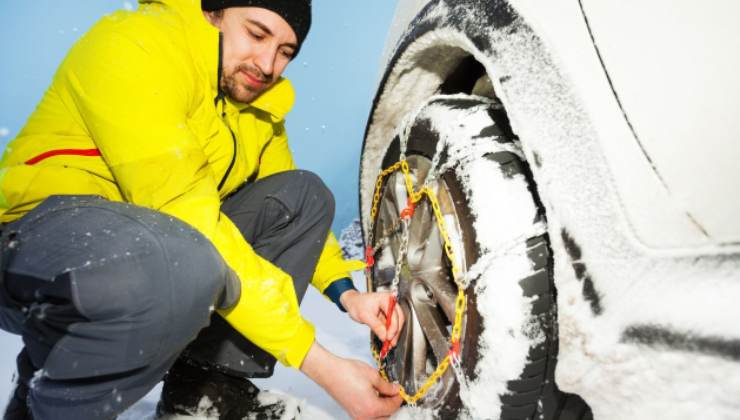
[408,155,431,190]
[396,298,425,393]
[416,268,458,323]
[380,178,401,230]
[406,200,433,268]
[410,289,451,364]
[415,217,444,271]
[391,173,409,219]
[435,179,467,271]
[379,183,402,262]
[409,300,430,390]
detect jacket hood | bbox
[138,0,294,121]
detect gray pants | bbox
[0,170,333,419]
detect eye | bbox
[280,48,295,59]
[247,29,265,41]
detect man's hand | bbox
[340,290,405,347]
[300,341,403,419]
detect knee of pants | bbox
[63,240,222,379]
[290,170,336,225]
[12,207,228,379]
[59,212,225,327]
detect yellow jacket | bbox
[0,0,362,368]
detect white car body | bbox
[360,1,740,418]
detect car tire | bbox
[365,95,591,419]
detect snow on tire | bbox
[365,94,580,419]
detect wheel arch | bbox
[360,0,578,239]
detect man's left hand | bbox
[340,290,405,347]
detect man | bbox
[0,0,404,418]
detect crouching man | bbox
[0,0,403,418]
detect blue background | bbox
[0,0,397,232]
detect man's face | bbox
[206,8,297,104]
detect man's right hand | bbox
[340,290,405,349]
[300,341,403,419]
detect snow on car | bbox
[360,1,740,419]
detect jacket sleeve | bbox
[313,234,366,293]
[256,124,366,295]
[62,28,314,368]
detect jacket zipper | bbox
[215,33,237,193]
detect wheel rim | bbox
[371,154,469,401]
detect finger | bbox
[373,394,404,417]
[368,316,387,340]
[391,304,404,347]
[378,292,392,315]
[368,369,385,392]
[376,290,392,301]
[375,377,401,397]
[388,304,401,347]
[377,310,387,325]
[386,306,398,342]
[374,304,390,341]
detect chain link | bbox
[392,218,410,292]
[367,159,467,405]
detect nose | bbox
[254,44,277,78]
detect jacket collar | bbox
[139,0,295,122]
[243,78,295,122]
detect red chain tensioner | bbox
[365,246,375,268]
[448,338,461,366]
[379,292,398,360]
[400,197,416,220]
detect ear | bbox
[202,10,223,29]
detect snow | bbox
[146,392,321,420]
[339,218,364,261]
[0,221,371,419]
[387,405,435,420]
[161,395,221,419]
[361,26,499,214]
[252,390,309,419]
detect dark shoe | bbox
[156,358,292,420]
[3,378,31,420]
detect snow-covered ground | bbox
[0,222,371,420]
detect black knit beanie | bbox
[202,0,312,55]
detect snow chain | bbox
[367,160,467,405]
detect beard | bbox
[220,63,273,104]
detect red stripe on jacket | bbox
[25,149,102,165]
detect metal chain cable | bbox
[367,159,467,405]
